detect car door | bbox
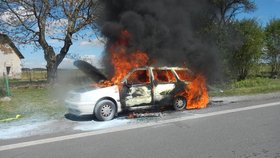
[122,69,152,107]
[152,69,177,104]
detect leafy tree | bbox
[265,19,280,78]
[231,19,264,81]
[206,0,256,81]
[0,0,102,83]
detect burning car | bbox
[65,62,208,121]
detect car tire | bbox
[94,100,116,121]
[173,96,186,111]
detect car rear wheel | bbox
[173,96,186,111]
[94,100,116,121]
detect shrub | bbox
[232,77,272,88]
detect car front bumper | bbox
[65,100,94,116]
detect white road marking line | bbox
[1,101,280,151]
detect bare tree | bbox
[0,0,102,83]
[211,0,256,25]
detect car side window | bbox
[175,70,193,81]
[153,69,177,83]
[127,70,150,85]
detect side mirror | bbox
[122,79,127,84]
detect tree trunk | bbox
[44,35,73,83]
[43,45,58,83]
[238,68,247,81]
[270,56,278,78]
[237,75,246,81]
[270,64,279,79]
[46,60,58,83]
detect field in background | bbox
[5,69,93,88]
[21,69,47,81]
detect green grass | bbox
[0,87,66,120]
[209,77,280,96]
[0,69,92,121]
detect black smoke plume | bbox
[99,0,221,82]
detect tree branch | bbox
[3,0,36,34]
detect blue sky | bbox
[236,0,280,26]
[21,34,105,69]
[20,0,280,69]
[17,22,105,68]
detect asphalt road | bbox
[1,97,280,158]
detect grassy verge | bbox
[0,87,66,120]
[0,69,91,122]
[208,77,280,96]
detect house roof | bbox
[0,33,24,59]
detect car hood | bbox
[74,60,108,83]
[72,85,119,95]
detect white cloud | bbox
[22,59,46,69]
[58,55,102,69]
[0,6,35,25]
[58,58,76,69]
[0,7,68,40]
[79,38,106,47]
[79,54,102,68]
[22,54,102,69]
[0,12,12,22]
[46,19,68,36]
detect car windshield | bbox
[175,70,193,81]
[127,69,150,84]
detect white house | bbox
[0,34,24,79]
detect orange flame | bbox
[99,30,209,110]
[153,69,177,83]
[176,74,209,109]
[99,30,149,87]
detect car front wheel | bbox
[173,96,186,111]
[94,100,116,121]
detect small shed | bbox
[0,34,24,79]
